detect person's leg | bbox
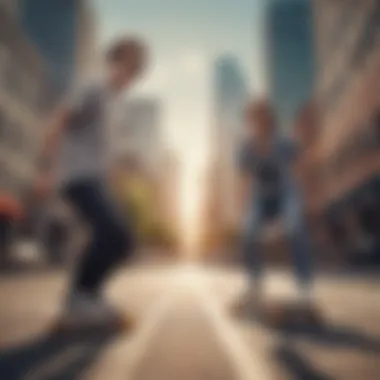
[283,190,314,302]
[0,216,11,264]
[45,220,59,264]
[48,220,68,265]
[64,180,134,297]
[241,199,264,299]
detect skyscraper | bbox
[120,97,162,177]
[214,55,247,137]
[265,0,316,135]
[76,0,98,78]
[0,2,48,199]
[212,54,247,228]
[19,0,96,96]
[310,0,380,245]
[159,149,181,232]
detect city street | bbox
[0,264,379,380]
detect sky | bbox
[91,0,267,242]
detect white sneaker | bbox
[61,291,118,328]
[233,283,263,316]
[295,286,314,308]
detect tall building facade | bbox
[0,2,48,199]
[265,0,316,135]
[120,97,163,178]
[0,0,18,17]
[212,54,247,229]
[310,0,380,259]
[76,0,98,78]
[159,149,180,234]
[19,0,96,97]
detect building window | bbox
[0,165,11,190]
[0,109,4,141]
[0,112,11,147]
[7,120,22,152]
[22,74,34,110]
[324,2,359,64]
[0,0,18,17]
[373,110,380,145]
[351,5,380,70]
[30,78,39,110]
[321,4,380,116]
[323,71,348,113]
[5,58,20,96]
[0,44,9,84]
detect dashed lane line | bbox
[192,274,274,380]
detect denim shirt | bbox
[238,138,299,203]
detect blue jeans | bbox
[241,188,313,288]
[63,179,135,294]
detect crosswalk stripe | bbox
[83,291,178,380]
[191,269,274,380]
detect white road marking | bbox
[192,271,274,380]
[83,292,177,380]
[22,344,93,380]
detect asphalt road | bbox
[0,264,379,380]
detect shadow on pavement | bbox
[277,324,380,354]
[232,307,380,354]
[0,327,120,380]
[0,262,60,278]
[275,345,334,380]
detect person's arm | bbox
[288,138,310,186]
[34,81,93,197]
[284,139,302,185]
[237,173,252,216]
[236,144,253,216]
[33,106,72,199]
[37,106,71,173]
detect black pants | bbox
[63,179,134,294]
[45,220,68,264]
[0,216,12,262]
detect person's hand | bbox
[33,171,53,201]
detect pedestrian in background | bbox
[236,98,317,314]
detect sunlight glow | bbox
[180,164,204,259]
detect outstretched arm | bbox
[236,144,254,217]
[34,106,71,200]
[34,81,93,197]
[37,106,71,173]
[237,173,252,217]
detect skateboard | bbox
[231,296,323,330]
[261,300,323,330]
[230,294,262,320]
[49,311,135,335]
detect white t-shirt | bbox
[55,78,118,187]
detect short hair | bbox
[245,97,277,127]
[295,101,318,137]
[296,101,317,122]
[106,37,147,71]
[245,97,274,118]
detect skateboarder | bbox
[34,37,147,328]
[237,98,315,314]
